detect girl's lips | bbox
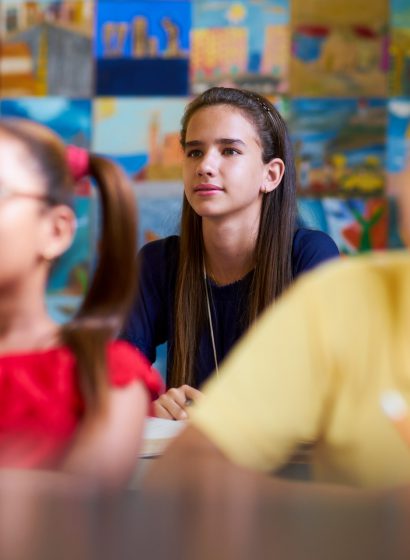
[193,183,223,192]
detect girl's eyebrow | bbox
[184,138,246,148]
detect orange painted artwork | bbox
[0,1,93,97]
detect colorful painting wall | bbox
[0,0,408,322]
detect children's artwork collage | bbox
[0,0,409,319]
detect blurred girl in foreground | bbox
[0,119,162,491]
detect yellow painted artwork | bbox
[290,0,389,97]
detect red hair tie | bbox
[66,145,90,181]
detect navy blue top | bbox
[121,229,339,388]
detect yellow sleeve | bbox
[190,272,334,473]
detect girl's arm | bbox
[292,229,339,277]
[120,241,171,364]
[62,381,148,492]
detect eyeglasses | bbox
[0,184,49,203]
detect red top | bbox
[0,340,163,469]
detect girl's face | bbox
[0,134,58,289]
[182,105,283,223]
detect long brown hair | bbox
[0,118,138,410]
[170,87,296,387]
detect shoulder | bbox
[292,228,339,255]
[106,341,164,399]
[292,228,339,276]
[138,236,180,287]
[137,236,179,303]
[0,347,80,424]
[292,250,410,308]
[0,346,75,373]
[139,235,180,265]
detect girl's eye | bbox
[186,149,202,158]
[222,147,240,156]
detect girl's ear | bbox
[261,158,285,194]
[40,205,77,261]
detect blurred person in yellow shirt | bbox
[147,157,410,490]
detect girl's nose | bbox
[196,153,216,177]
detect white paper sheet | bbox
[140,417,186,458]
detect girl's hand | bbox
[153,385,203,420]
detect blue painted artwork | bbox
[392,0,410,28]
[138,194,181,247]
[93,97,187,181]
[289,98,387,196]
[386,98,410,173]
[96,1,191,95]
[292,33,326,63]
[0,98,92,147]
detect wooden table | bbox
[1,462,410,560]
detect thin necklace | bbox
[203,261,220,377]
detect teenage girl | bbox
[122,87,339,420]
